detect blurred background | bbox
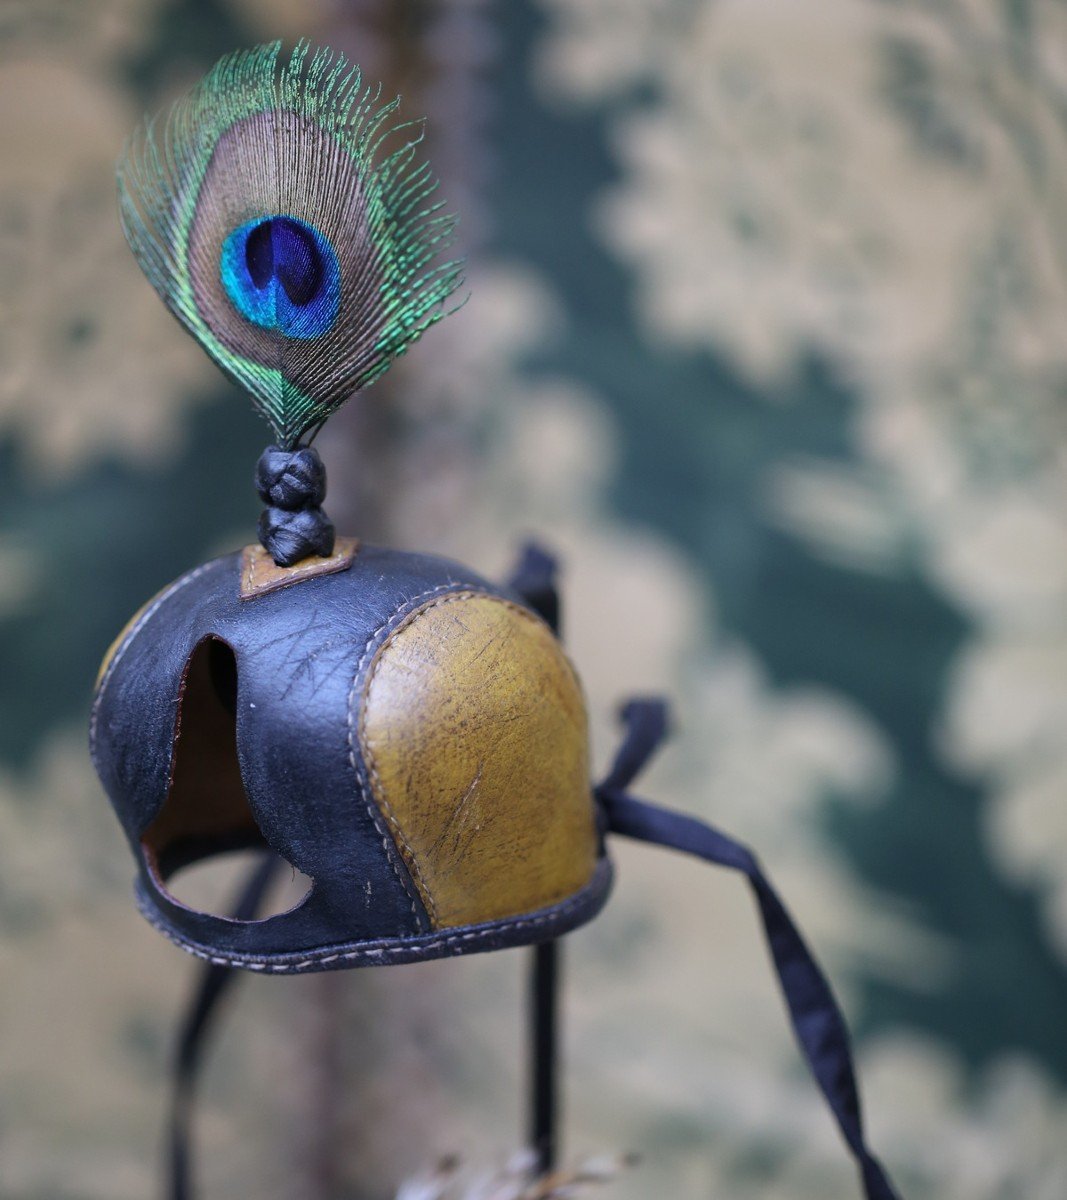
[3,1,1067,1197]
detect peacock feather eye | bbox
[116,41,464,449]
[220,215,340,338]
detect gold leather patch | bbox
[360,592,596,929]
[240,536,359,599]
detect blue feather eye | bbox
[221,216,340,338]
[119,43,464,448]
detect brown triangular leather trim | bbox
[239,536,360,599]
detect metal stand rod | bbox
[529,937,560,1175]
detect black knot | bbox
[256,445,327,510]
[255,446,335,567]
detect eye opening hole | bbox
[142,636,312,921]
[145,847,313,923]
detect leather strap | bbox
[164,557,900,1200]
[167,862,565,1200]
[506,541,560,633]
[508,542,564,1175]
[595,699,901,1200]
[166,544,569,1200]
[529,939,560,1174]
[168,854,282,1200]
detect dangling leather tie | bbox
[168,855,283,1200]
[595,698,902,1200]
[164,589,902,1200]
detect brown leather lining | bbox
[143,637,261,870]
[239,536,359,599]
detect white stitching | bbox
[357,591,555,928]
[89,561,215,768]
[242,539,360,597]
[135,860,608,973]
[358,590,483,924]
[140,886,595,969]
[345,581,483,929]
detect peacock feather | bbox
[118,41,464,449]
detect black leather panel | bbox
[136,857,613,973]
[90,543,514,960]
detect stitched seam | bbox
[357,590,548,928]
[136,860,605,973]
[359,590,480,924]
[89,562,215,770]
[243,540,359,598]
[346,581,484,929]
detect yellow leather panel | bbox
[359,592,595,929]
[240,536,359,599]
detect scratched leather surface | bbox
[92,543,492,958]
[89,542,605,966]
[360,592,596,929]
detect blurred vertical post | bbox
[278,3,498,1197]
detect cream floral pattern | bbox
[0,50,210,475]
[534,0,1067,1194]
[1,0,1065,1196]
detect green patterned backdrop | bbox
[2,1,1066,1197]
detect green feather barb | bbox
[118,41,464,448]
